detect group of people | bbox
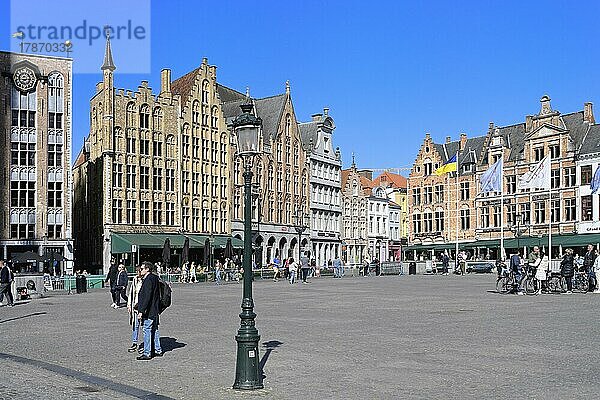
[271,255,344,284]
[106,260,165,360]
[504,244,600,294]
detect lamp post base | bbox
[233,329,263,390]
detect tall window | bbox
[534,146,544,161]
[211,106,218,128]
[581,165,593,185]
[193,207,200,231]
[153,201,162,225]
[423,212,433,232]
[423,187,433,204]
[202,81,209,104]
[153,140,162,157]
[534,201,546,224]
[521,203,531,224]
[582,195,593,221]
[460,182,470,201]
[127,165,136,189]
[480,207,489,228]
[112,163,123,188]
[127,200,136,224]
[551,200,560,223]
[563,167,576,187]
[549,143,560,159]
[434,185,444,202]
[140,201,150,224]
[565,198,576,221]
[11,143,36,166]
[182,207,190,231]
[127,135,136,153]
[126,102,135,127]
[182,172,190,194]
[11,86,36,128]
[412,188,421,206]
[460,209,470,230]
[47,182,62,207]
[193,172,200,195]
[166,203,175,225]
[182,128,190,157]
[493,206,501,227]
[112,199,122,224]
[139,104,150,129]
[506,176,516,194]
[140,139,150,155]
[166,135,176,158]
[551,169,560,189]
[424,162,432,176]
[192,101,200,124]
[48,72,64,129]
[153,168,162,190]
[434,211,444,232]
[140,166,149,189]
[152,107,163,131]
[506,204,516,225]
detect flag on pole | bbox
[434,153,457,175]
[12,31,24,38]
[518,155,551,190]
[479,158,503,193]
[591,165,600,194]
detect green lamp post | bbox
[232,100,263,390]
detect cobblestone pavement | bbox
[1,274,600,399]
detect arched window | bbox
[192,100,200,124]
[285,114,291,136]
[139,104,150,129]
[211,106,218,128]
[48,72,64,129]
[126,102,136,127]
[113,127,124,150]
[166,135,175,158]
[182,124,190,157]
[202,80,210,104]
[152,107,163,131]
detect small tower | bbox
[100,27,115,150]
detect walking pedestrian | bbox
[300,253,311,284]
[215,260,222,285]
[0,260,15,307]
[441,252,449,275]
[189,262,197,283]
[510,252,524,294]
[528,246,541,292]
[105,259,119,308]
[135,261,163,360]
[127,266,143,353]
[593,254,600,294]
[272,256,281,282]
[288,258,297,284]
[333,256,343,278]
[583,244,597,292]
[362,259,370,277]
[561,248,575,294]
[115,264,129,307]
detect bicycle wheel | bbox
[547,276,563,293]
[573,274,589,293]
[524,277,538,295]
[496,277,510,294]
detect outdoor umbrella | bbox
[203,238,211,268]
[162,238,171,268]
[224,238,234,261]
[182,237,190,265]
[11,251,42,263]
[41,252,67,262]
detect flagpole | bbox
[548,179,552,265]
[455,151,459,263]
[500,158,505,261]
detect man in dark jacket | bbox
[105,259,119,308]
[0,260,14,307]
[583,244,597,292]
[135,261,163,360]
[561,248,575,294]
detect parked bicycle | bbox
[496,269,519,295]
[522,265,540,295]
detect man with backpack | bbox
[510,251,524,295]
[136,261,164,360]
[0,260,14,307]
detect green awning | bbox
[110,232,243,253]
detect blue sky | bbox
[3,1,600,171]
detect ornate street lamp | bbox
[293,207,308,261]
[232,101,263,390]
[509,214,527,253]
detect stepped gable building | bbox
[299,108,342,266]
[340,158,371,263]
[221,82,310,265]
[407,95,600,261]
[0,52,73,273]
[74,36,233,272]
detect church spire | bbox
[101,27,116,71]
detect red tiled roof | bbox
[171,67,200,102]
[73,145,88,168]
[371,171,407,188]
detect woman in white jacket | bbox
[127,266,144,352]
[593,256,600,294]
[535,255,549,295]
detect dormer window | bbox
[462,163,473,174]
[324,137,329,153]
[492,136,503,146]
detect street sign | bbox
[131,244,138,253]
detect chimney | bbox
[357,169,373,180]
[425,132,431,140]
[160,69,171,94]
[323,107,329,116]
[584,102,595,124]
[459,133,467,150]
[311,113,323,122]
[489,121,494,132]
[525,115,533,131]
[445,136,451,144]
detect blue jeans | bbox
[142,318,162,356]
[216,270,221,285]
[131,311,140,344]
[289,271,296,284]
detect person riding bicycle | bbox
[582,244,597,292]
[510,251,524,294]
[527,246,541,278]
[496,258,507,278]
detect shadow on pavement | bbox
[259,340,284,382]
[160,337,186,353]
[0,312,47,324]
